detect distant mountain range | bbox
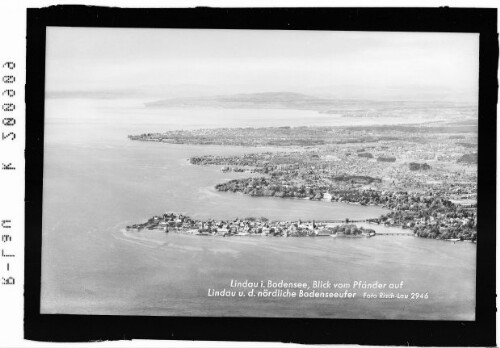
[145,92,335,110]
[144,92,475,114]
[46,89,477,117]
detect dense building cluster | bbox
[129,126,405,147]
[129,123,477,149]
[126,213,376,238]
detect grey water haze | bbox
[40,98,476,319]
[45,28,479,103]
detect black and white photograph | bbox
[39,25,480,322]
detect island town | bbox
[126,212,379,238]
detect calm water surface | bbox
[41,99,476,320]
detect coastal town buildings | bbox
[129,122,477,241]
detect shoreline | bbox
[126,212,417,239]
[125,203,476,243]
[127,122,477,243]
[122,222,473,244]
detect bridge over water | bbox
[313,219,415,236]
[373,231,414,236]
[319,219,372,223]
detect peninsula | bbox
[129,121,477,242]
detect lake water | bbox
[40,98,476,320]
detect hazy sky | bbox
[46,27,479,101]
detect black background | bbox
[25,6,497,345]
